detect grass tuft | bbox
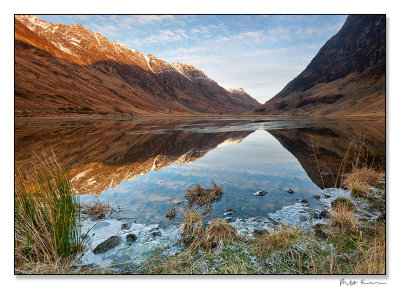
[253,226,299,257]
[202,218,236,253]
[185,181,223,207]
[180,208,205,247]
[81,197,114,217]
[14,153,81,273]
[166,207,177,219]
[345,167,384,198]
[331,205,358,234]
[354,224,385,274]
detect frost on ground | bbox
[75,187,380,272]
[76,219,182,272]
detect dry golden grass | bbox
[180,209,236,255]
[345,167,384,197]
[331,205,358,234]
[253,226,299,256]
[354,225,385,274]
[180,208,205,247]
[202,218,236,252]
[14,256,79,274]
[185,181,223,207]
[81,198,114,217]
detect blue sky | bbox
[38,14,347,103]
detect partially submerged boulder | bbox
[93,236,121,254]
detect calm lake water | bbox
[15,117,385,226]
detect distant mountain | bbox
[252,15,385,117]
[15,15,260,117]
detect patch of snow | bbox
[71,171,87,182]
[70,37,81,43]
[171,63,194,82]
[87,177,96,186]
[18,15,51,32]
[144,54,153,72]
[217,138,243,147]
[50,41,75,55]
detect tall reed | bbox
[15,154,81,271]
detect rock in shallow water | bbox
[93,236,121,254]
[224,208,236,216]
[312,210,321,219]
[299,215,308,222]
[320,210,332,219]
[300,199,309,204]
[151,231,162,237]
[224,217,234,223]
[253,190,267,196]
[126,234,137,243]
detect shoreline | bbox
[74,185,385,274]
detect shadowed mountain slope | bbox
[253,15,385,117]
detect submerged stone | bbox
[312,210,321,219]
[93,236,121,254]
[299,215,308,222]
[320,210,332,219]
[151,231,162,237]
[224,217,234,223]
[126,234,137,243]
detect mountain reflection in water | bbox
[15,118,385,225]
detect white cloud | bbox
[128,29,190,46]
[119,15,174,25]
[294,22,343,38]
[217,30,266,43]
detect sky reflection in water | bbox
[83,129,323,225]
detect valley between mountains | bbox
[15,14,385,119]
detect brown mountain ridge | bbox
[15,15,260,117]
